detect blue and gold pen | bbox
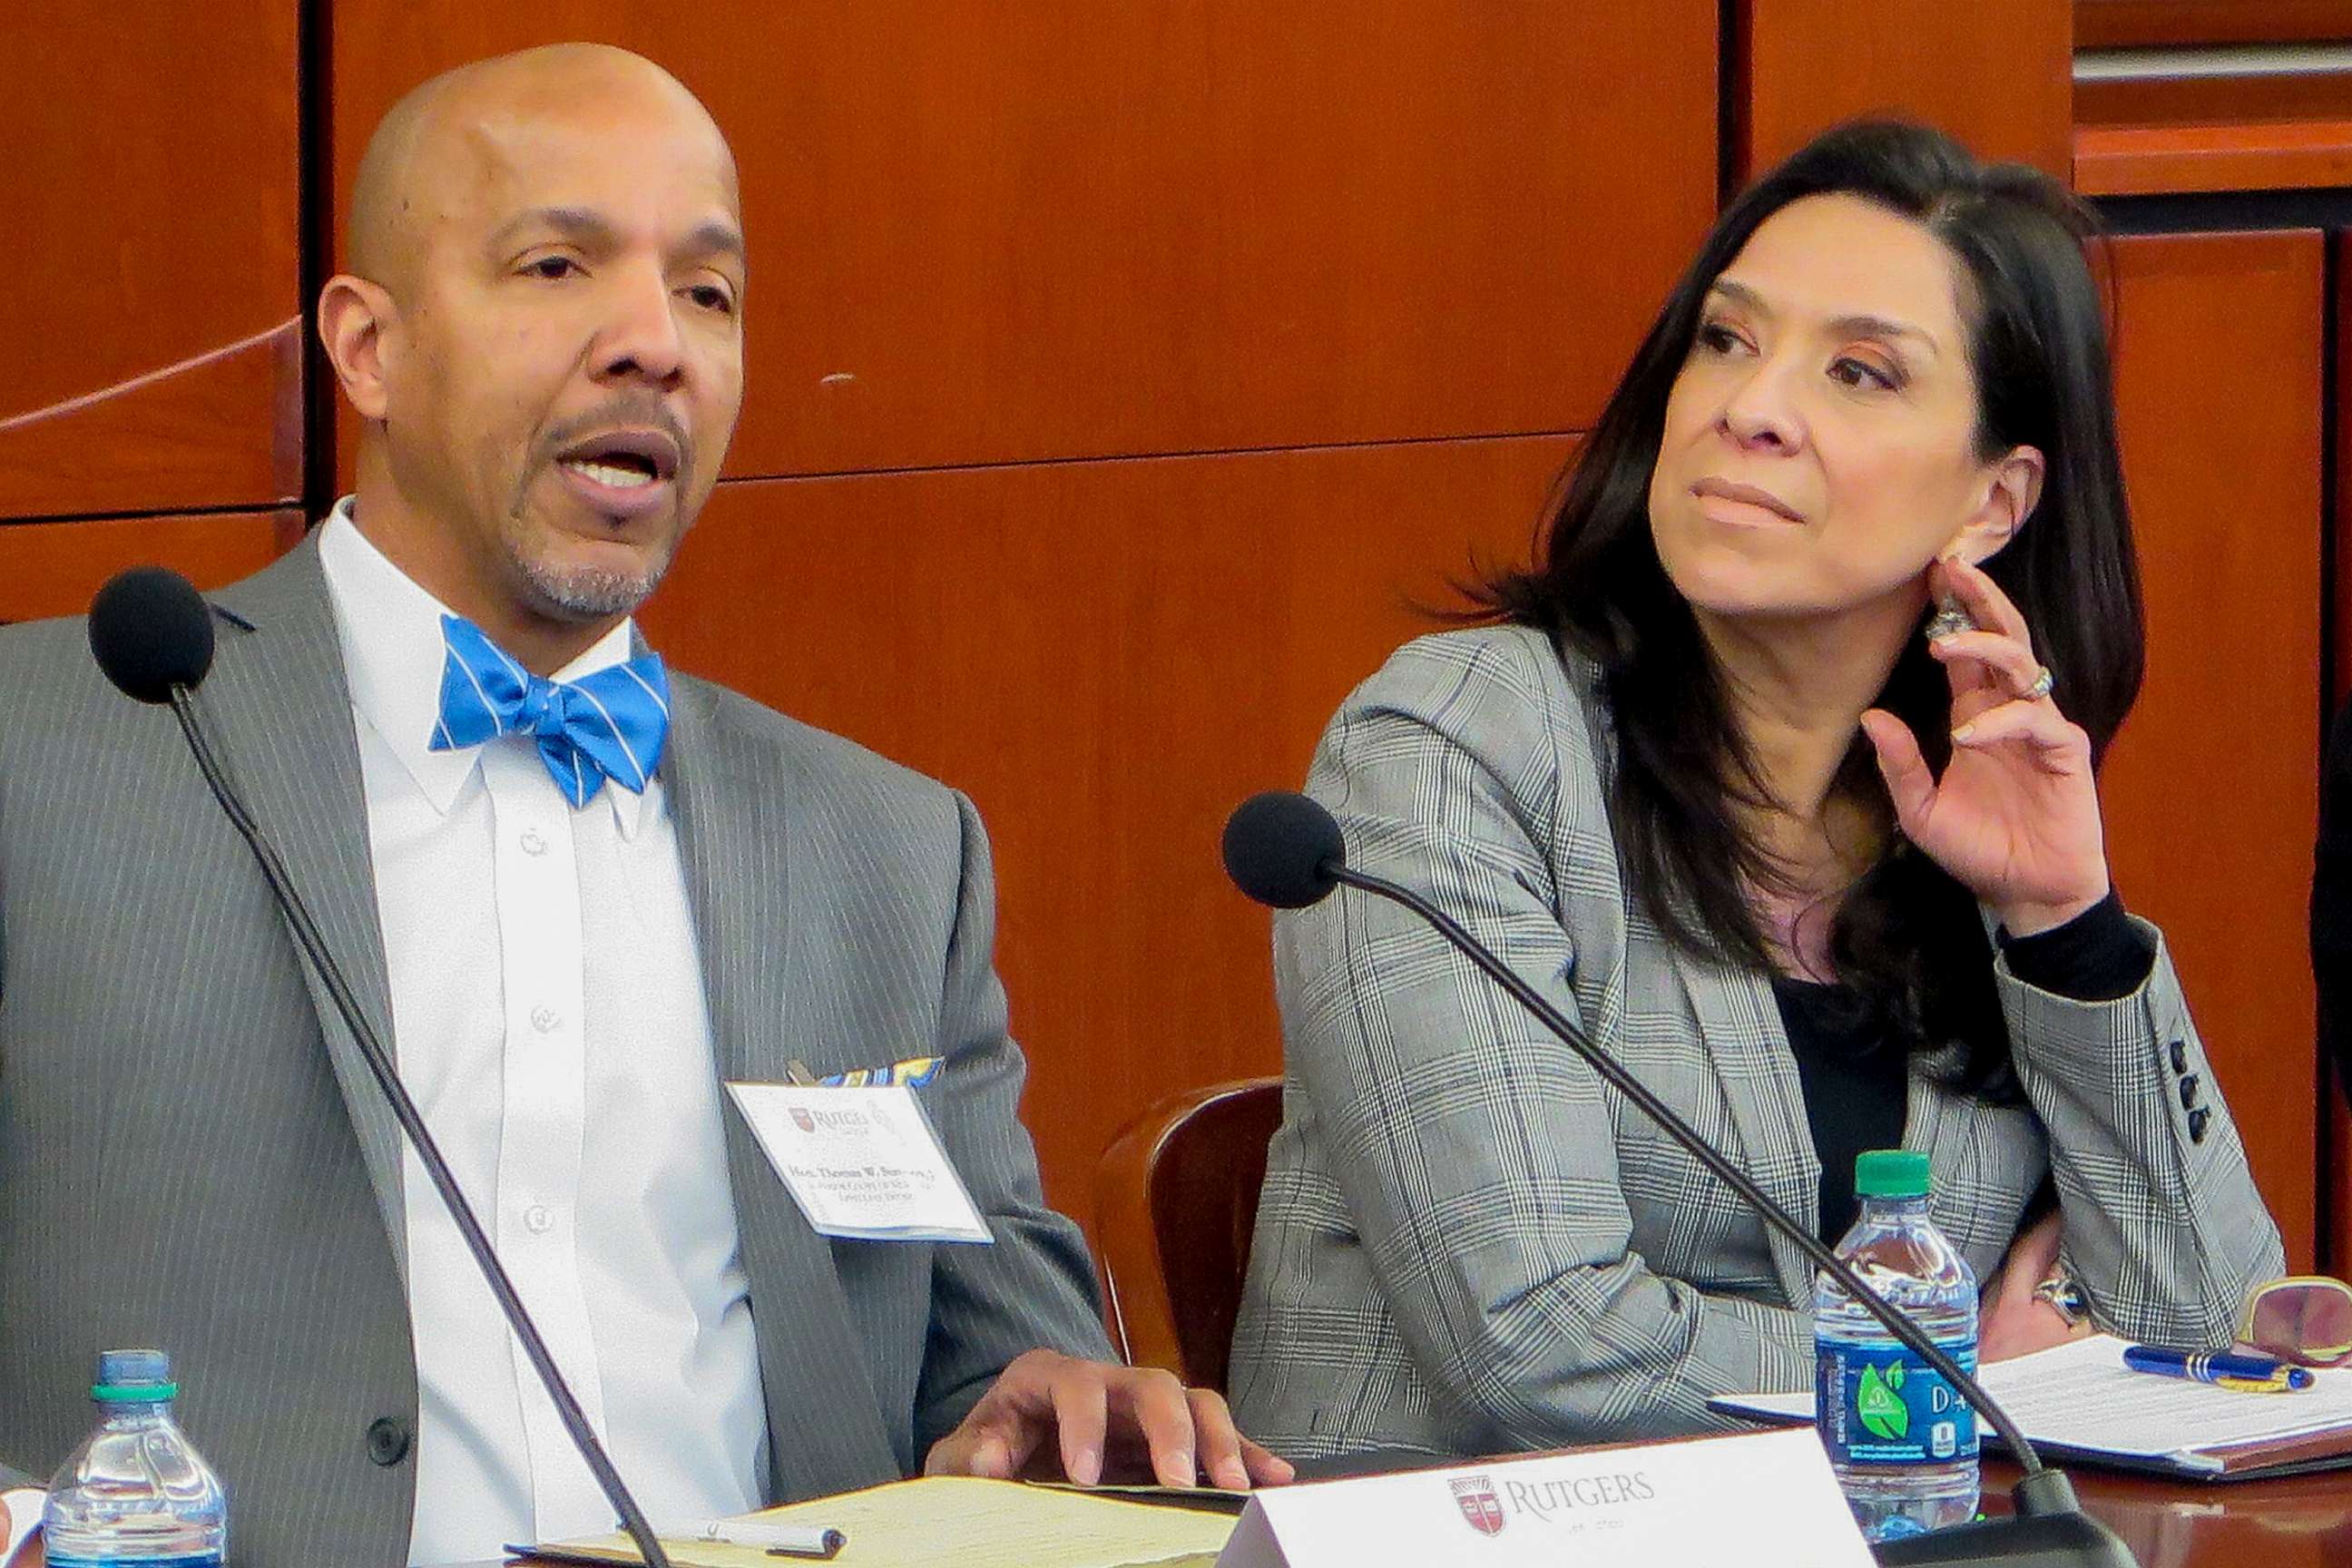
[2122,1344,2315,1393]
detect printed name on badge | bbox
[725,1082,994,1244]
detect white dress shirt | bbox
[316,504,767,1566]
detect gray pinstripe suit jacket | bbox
[0,538,1111,1563]
[1228,624,2285,1462]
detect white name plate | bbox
[1217,1426,1872,1568]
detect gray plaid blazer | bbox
[1228,625,2285,1462]
[0,537,1110,1564]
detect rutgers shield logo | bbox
[789,1107,818,1133]
[1451,1475,1505,1536]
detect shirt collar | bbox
[316,497,659,837]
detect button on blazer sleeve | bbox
[1259,631,1809,1447]
[1995,926,2285,1348]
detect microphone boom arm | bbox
[168,688,677,1568]
[1328,858,2082,1515]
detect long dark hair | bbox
[1470,120,2142,1094]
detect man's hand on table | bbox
[925,1349,1295,1491]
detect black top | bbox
[2316,698,2352,1103]
[1773,975,1906,1247]
[1777,890,2151,1244]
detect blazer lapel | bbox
[663,685,900,1500]
[1666,944,1821,1308]
[205,539,408,1273]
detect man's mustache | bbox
[539,402,692,472]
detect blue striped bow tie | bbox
[429,614,671,808]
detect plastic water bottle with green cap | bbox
[42,1350,227,1566]
[1813,1150,1979,1542]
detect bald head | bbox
[347,44,737,291]
[317,42,748,674]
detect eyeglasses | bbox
[2239,1276,2352,1367]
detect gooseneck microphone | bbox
[1222,790,2136,1568]
[89,568,676,1568]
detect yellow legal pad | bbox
[507,1475,1239,1568]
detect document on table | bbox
[1710,1334,2352,1476]
[510,1475,1240,1568]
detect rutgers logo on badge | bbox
[1450,1475,1505,1536]
[789,1106,818,1133]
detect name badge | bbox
[725,1082,994,1244]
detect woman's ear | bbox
[1944,446,2046,567]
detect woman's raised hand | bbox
[1858,555,2111,936]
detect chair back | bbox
[1093,1077,1282,1391]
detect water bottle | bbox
[1813,1150,1979,1542]
[42,1349,227,1567]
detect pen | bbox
[671,1520,848,1560]
[2122,1345,2314,1393]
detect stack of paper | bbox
[509,1475,1241,1568]
[1710,1334,2352,1478]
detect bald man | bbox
[0,45,1281,1568]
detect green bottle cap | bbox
[1854,1149,1931,1200]
[91,1348,178,1403]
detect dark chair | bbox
[1093,1077,1283,1392]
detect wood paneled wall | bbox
[0,513,309,626]
[326,6,1713,481]
[2102,232,2326,1269]
[2073,1,2352,198]
[1735,1,2074,184]
[643,437,1574,1200]
[12,2,2347,1274]
[0,5,301,523]
[2078,1,2352,48]
[8,3,1718,1224]
[2332,233,2352,1276]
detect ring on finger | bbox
[2023,664,2054,701]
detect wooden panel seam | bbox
[705,426,1590,489]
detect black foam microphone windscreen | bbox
[1221,790,1346,909]
[88,567,217,704]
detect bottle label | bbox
[49,1557,221,1568]
[1816,1338,1978,1466]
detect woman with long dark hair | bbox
[1227,121,2282,1458]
